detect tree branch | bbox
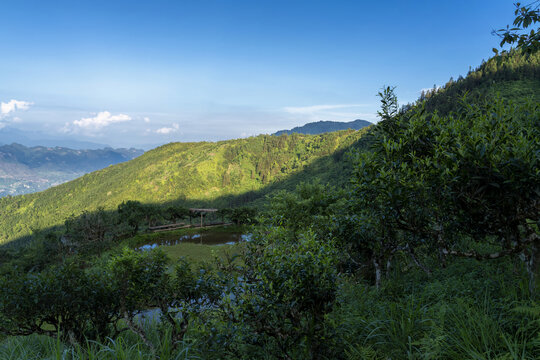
[406,244,432,275]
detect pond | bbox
[139,231,251,251]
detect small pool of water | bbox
[139,232,251,251]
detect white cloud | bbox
[71,111,132,130]
[155,123,179,134]
[284,104,367,115]
[143,117,150,123]
[60,111,133,135]
[1,99,33,116]
[0,99,32,128]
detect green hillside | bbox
[0,130,369,245]
[416,49,540,114]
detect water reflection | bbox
[139,232,251,250]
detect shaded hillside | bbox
[0,144,143,196]
[273,119,372,135]
[416,49,540,114]
[0,130,369,245]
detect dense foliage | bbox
[351,89,540,290]
[0,248,221,351]
[493,0,539,53]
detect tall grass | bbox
[0,319,202,360]
[334,258,539,360]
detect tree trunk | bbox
[124,312,156,357]
[373,257,382,289]
[386,256,393,278]
[523,233,540,298]
[436,225,447,268]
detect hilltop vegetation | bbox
[415,49,540,114]
[0,130,369,245]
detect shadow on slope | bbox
[0,134,371,250]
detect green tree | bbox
[227,206,258,225]
[494,1,540,53]
[220,231,339,359]
[117,200,146,236]
[352,87,540,292]
[0,261,121,343]
[164,205,190,224]
[261,182,343,237]
[64,207,114,252]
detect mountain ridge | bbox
[273,119,372,136]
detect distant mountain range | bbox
[0,143,143,197]
[273,119,372,136]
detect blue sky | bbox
[0,0,516,148]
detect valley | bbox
[0,143,143,197]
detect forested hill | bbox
[273,119,372,136]
[0,130,369,245]
[0,144,143,197]
[417,49,540,114]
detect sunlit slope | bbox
[420,50,539,114]
[0,130,369,244]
